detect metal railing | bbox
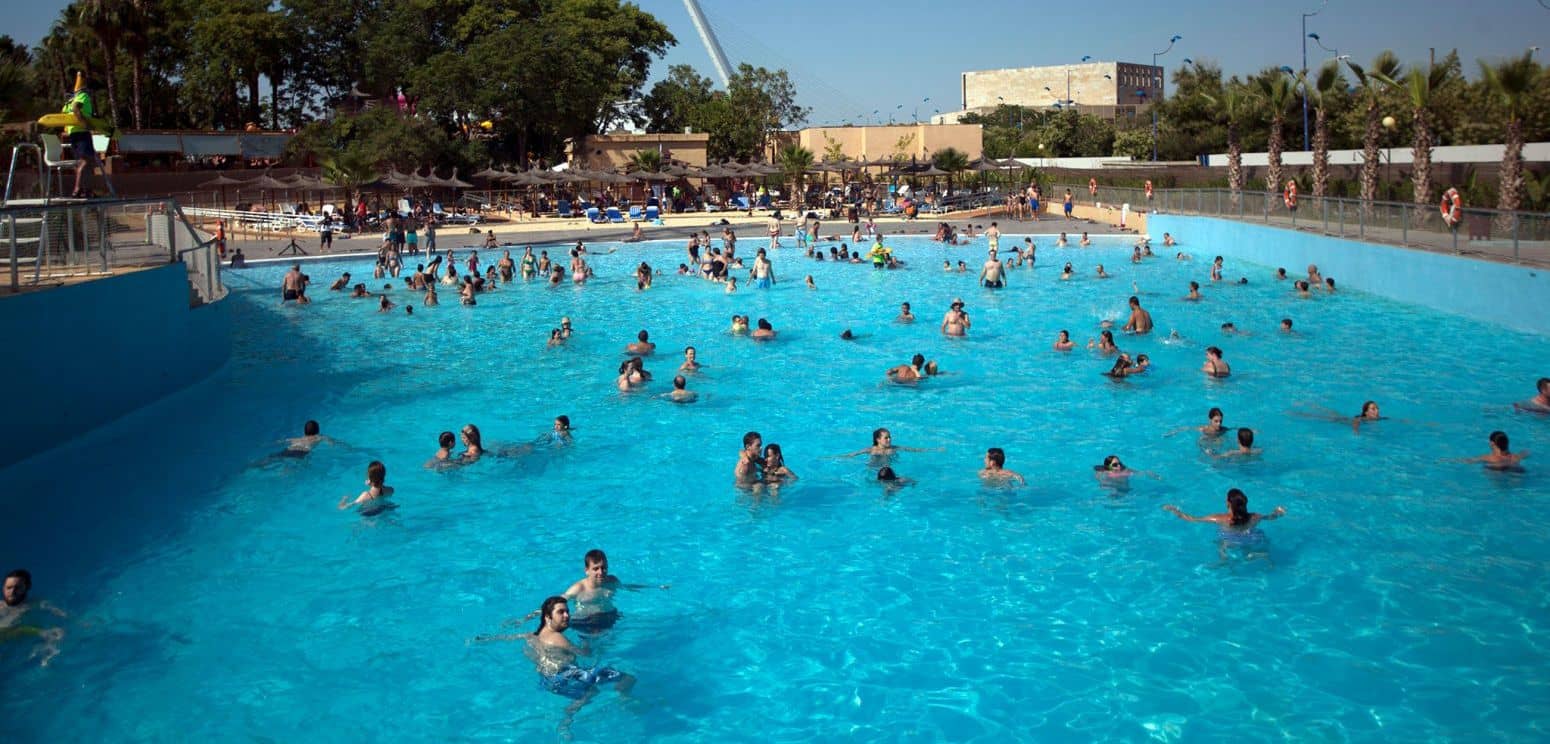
[2,196,225,305]
[1051,183,1550,266]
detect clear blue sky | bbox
[13,0,1546,126]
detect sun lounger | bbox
[731,195,751,210]
[557,199,573,218]
[644,205,660,221]
[585,206,602,223]
[628,205,643,220]
[606,207,625,223]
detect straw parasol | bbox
[444,168,474,189]
[198,173,247,208]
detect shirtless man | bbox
[735,431,764,484]
[625,330,655,356]
[940,300,970,337]
[2,569,66,666]
[887,353,927,383]
[986,222,1000,252]
[552,549,666,633]
[979,249,1007,288]
[281,264,305,304]
[668,375,697,403]
[1123,296,1153,334]
[897,302,915,323]
[1448,431,1530,470]
[329,272,352,291]
[282,420,329,457]
[679,346,701,372]
[1209,428,1262,458]
[1514,378,1550,413]
[1306,264,1324,286]
[751,249,776,288]
[979,447,1026,485]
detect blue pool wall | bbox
[1148,215,1550,336]
[0,264,230,469]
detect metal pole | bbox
[1402,202,1408,244]
[1338,198,1344,235]
[1300,0,1326,152]
[1359,200,1365,238]
[7,214,16,292]
[166,210,176,263]
[1513,213,1520,260]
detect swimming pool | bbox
[3,233,1547,741]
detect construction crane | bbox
[682,0,733,88]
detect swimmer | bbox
[1053,330,1076,351]
[1290,401,1386,433]
[726,276,738,293]
[1279,318,1295,334]
[1023,237,1036,265]
[679,346,701,372]
[805,275,815,289]
[897,302,915,323]
[1056,232,1069,247]
[668,374,697,403]
[1306,264,1324,285]
[957,261,968,273]
[1324,277,1337,293]
[625,330,656,356]
[616,359,645,392]
[525,596,634,705]
[1167,407,1227,439]
[1060,262,1074,280]
[1202,346,1231,378]
[428,431,456,466]
[876,466,915,491]
[378,294,395,312]
[424,285,439,306]
[547,329,564,348]
[836,427,934,465]
[1184,281,1201,301]
[940,300,970,337]
[979,447,1026,485]
[1088,329,1118,354]
[1105,353,1136,378]
[1275,267,1288,281]
[459,424,486,460]
[763,444,797,484]
[1162,232,1176,247]
[1,569,66,667]
[351,283,369,298]
[730,315,749,334]
[1131,245,1143,264]
[329,272,352,291]
[840,329,857,340]
[979,249,1007,288]
[1122,296,1153,334]
[1175,251,1191,261]
[735,431,764,484]
[338,460,394,511]
[1514,378,1550,413]
[887,353,927,383]
[752,318,776,340]
[1095,264,1110,279]
[1208,428,1262,458]
[1093,454,1156,487]
[1443,430,1529,470]
[1162,489,1285,558]
[1294,280,1312,297]
[1220,322,1250,336]
[1079,232,1091,247]
[751,248,776,287]
[942,260,952,272]
[986,221,1000,250]
[281,420,330,457]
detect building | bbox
[568,132,710,171]
[795,123,982,162]
[960,61,1163,120]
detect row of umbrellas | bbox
[197,167,476,192]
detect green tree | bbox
[1112,128,1151,160]
[1376,58,1454,208]
[1303,62,1346,198]
[641,64,714,133]
[726,63,809,159]
[1252,69,1296,197]
[777,144,813,207]
[1480,51,1538,215]
[932,147,969,187]
[1203,82,1251,197]
[1342,52,1403,207]
[624,148,663,173]
[76,0,132,124]
[0,36,37,123]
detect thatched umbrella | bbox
[444,168,474,189]
[198,173,247,209]
[247,172,292,210]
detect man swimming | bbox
[1513,378,1550,413]
[940,300,970,337]
[1209,428,1262,458]
[735,431,764,484]
[751,249,776,288]
[1,569,66,667]
[887,353,927,383]
[668,375,697,403]
[1445,431,1529,471]
[978,249,1007,288]
[281,264,305,304]
[625,330,656,356]
[897,302,915,323]
[554,549,667,634]
[525,596,634,703]
[282,420,329,457]
[979,447,1026,485]
[679,346,701,372]
[1122,296,1153,334]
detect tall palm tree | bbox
[76,0,130,124]
[1479,51,1538,216]
[777,144,814,208]
[1253,71,1296,199]
[1375,60,1451,209]
[1203,82,1249,202]
[624,148,664,173]
[1343,52,1402,209]
[1304,62,1343,199]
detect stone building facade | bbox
[961,61,1163,119]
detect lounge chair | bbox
[731,195,751,210]
[585,206,603,223]
[557,199,573,218]
[628,205,643,221]
[606,207,625,223]
[644,205,660,222]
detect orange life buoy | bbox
[1439,188,1462,227]
[1144,180,1154,200]
[1088,178,1097,196]
[1283,180,1298,210]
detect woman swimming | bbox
[763,444,797,483]
[1093,454,1151,488]
[836,428,934,467]
[1202,346,1230,378]
[1290,401,1385,433]
[1167,407,1227,439]
[1089,330,1118,354]
[460,424,485,461]
[1162,488,1285,558]
[1053,330,1076,351]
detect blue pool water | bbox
[3,233,1549,741]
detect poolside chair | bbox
[628,205,643,221]
[731,195,751,210]
[644,205,660,222]
[584,206,602,223]
[557,199,573,218]
[605,206,625,223]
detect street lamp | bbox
[914,97,930,123]
[1300,0,1328,152]
[1307,33,1337,58]
[1151,34,1181,162]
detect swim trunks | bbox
[984,280,1002,288]
[756,278,771,289]
[283,289,299,301]
[542,664,623,699]
[568,609,620,634]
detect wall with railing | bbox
[1147,213,1550,337]
[1052,183,1550,266]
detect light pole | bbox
[1307,33,1337,59]
[1300,0,1327,152]
[1151,34,1181,162]
[914,97,930,123]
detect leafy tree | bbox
[777,144,813,207]
[76,0,131,124]
[1480,51,1538,215]
[726,63,809,159]
[1112,128,1151,160]
[641,64,714,134]
[1252,69,1296,198]
[624,148,663,173]
[1376,58,1455,207]
[1342,52,1403,208]
[1203,82,1251,197]
[1303,62,1345,198]
[0,36,37,123]
[932,147,969,186]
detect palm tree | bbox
[1480,51,1538,217]
[624,148,664,173]
[777,144,814,208]
[932,147,970,188]
[1253,71,1296,200]
[1203,82,1249,202]
[1343,52,1403,209]
[1375,60,1451,209]
[119,0,151,129]
[1304,62,1343,199]
[76,0,130,125]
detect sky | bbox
[12,0,1547,126]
